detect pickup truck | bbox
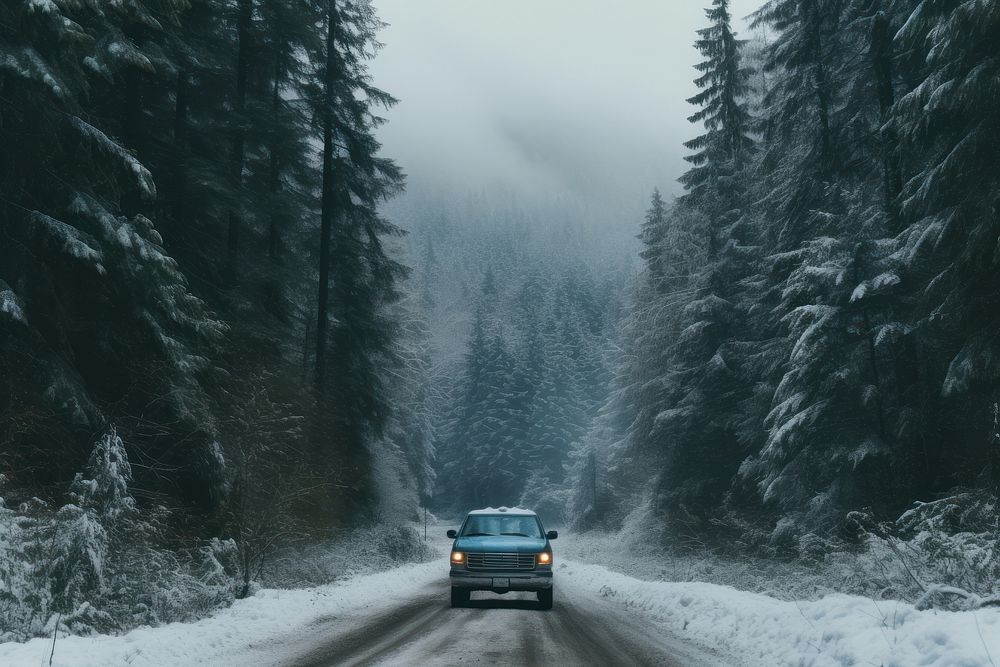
[446,506,557,609]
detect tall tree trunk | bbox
[804,1,835,170]
[315,0,337,388]
[122,22,146,217]
[854,243,890,443]
[267,47,284,261]
[870,5,903,234]
[991,201,1000,495]
[228,0,252,268]
[172,68,189,224]
[812,57,835,170]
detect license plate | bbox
[492,577,510,588]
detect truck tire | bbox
[450,586,470,608]
[537,587,553,610]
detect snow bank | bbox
[562,561,1000,667]
[0,560,441,667]
[5,554,998,666]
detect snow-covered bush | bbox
[0,496,51,640]
[562,491,1000,612]
[48,502,112,631]
[0,429,237,642]
[0,484,117,639]
[846,492,1000,610]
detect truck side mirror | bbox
[446,529,457,539]
[546,530,558,540]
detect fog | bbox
[371,0,763,226]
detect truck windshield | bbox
[461,515,543,538]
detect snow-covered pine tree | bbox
[379,291,438,513]
[524,315,587,485]
[464,335,520,506]
[732,0,920,545]
[889,0,1000,492]
[739,236,905,546]
[437,306,490,511]
[309,0,407,462]
[50,429,136,626]
[751,0,847,248]
[679,0,754,245]
[566,397,619,528]
[0,0,226,505]
[638,0,756,540]
[594,0,1000,553]
[603,199,704,521]
[85,0,189,196]
[253,0,325,265]
[638,189,670,288]
[0,488,49,640]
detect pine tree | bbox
[680,0,754,256]
[226,0,253,267]
[449,321,511,507]
[740,237,903,541]
[636,0,756,539]
[0,0,226,504]
[310,0,407,457]
[595,0,1000,554]
[890,0,1000,491]
[439,307,490,509]
[525,315,586,485]
[751,0,847,247]
[52,428,137,616]
[737,0,931,544]
[2,0,416,526]
[469,336,524,505]
[382,296,437,506]
[638,189,670,287]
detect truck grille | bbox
[466,552,535,570]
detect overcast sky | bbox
[370,0,763,226]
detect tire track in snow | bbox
[284,562,724,666]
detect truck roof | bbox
[467,506,537,516]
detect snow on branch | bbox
[66,116,156,199]
[26,0,58,14]
[0,46,67,99]
[103,40,155,72]
[30,210,106,273]
[850,272,900,303]
[0,280,27,325]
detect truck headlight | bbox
[536,551,552,565]
[451,551,464,564]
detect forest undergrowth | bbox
[562,491,1000,613]
[0,430,431,643]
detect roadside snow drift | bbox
[3,558,999,666]
[561,561,1000,667]
[0,561,442,667]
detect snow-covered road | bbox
[5,551,1000,666]
[0,558,724,667]
[284,568,722,666]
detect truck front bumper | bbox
[449,568,552,592]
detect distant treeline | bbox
[0,0,432,530]
[601,0,1000,553]
[388,193,631,525]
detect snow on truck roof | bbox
[468,506,536,516]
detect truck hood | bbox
[452,536,547,553]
